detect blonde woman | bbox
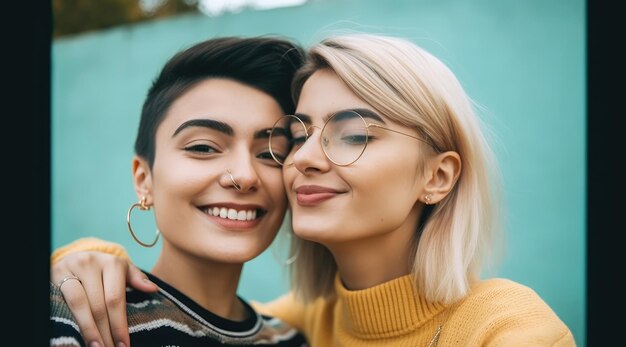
[52,34,575,346]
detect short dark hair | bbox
[135,36,305,166]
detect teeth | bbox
[237,210,246,221]
[206,207,258,221]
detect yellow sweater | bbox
[52,239,576,346]
[256,275,576,346]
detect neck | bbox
[328,224,416,290]
[325,204,423,290]
[151,242,246,321]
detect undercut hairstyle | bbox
[134,36,305,167]
[289,34,502,304]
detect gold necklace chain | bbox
[427,324,443,347]
[426,298,464,347]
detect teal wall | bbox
[52,0,585,345]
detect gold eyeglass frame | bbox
[268,110,438,167]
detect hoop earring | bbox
[424,193,433,205]
[127,196,160,248]
[285,244,301,265]
[271,228,301,265]
[226,169,242,191]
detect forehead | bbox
[296,69,371,121]
[160,78,283,135]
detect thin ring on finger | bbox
[57,275,82,290]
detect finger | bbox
[81,269,119,346]
[127,263,158,292]
[53,263,114,346]
[51,260,77,285]
[102,261,132,347]
[53,252,117,347]
[58,275,107,347]
[77,269,116,347]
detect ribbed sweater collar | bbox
[335,273,446,339]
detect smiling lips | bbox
[207,207,257,221]
[201,204,265,229]
[295,185,343,206]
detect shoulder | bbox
[462,278,558,316]
[449,278,576,346]
[252,292,321,336]
[469,278,542,300]
[246,295,308,345]
[256,313,308,345]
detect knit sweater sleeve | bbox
[483,285,577,346]
[51,237,130,265]
[448,278,577,346]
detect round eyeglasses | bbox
[268,110,438,167]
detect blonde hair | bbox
[289,34,502,304]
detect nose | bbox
[292,128,331,175]
[222,150,260,193]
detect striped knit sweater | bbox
[50,271,308,347]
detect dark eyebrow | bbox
[254,128,274,140]
[293,113,312,124]
[265,127,291,139]
[173,119,275,141]
[172,119,234,137]
[295,108,386,124]
[350,108,386,123]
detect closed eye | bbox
[340,134,368,145]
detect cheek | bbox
[349,157,420,215]
[152,159,218,199]
[361,145,422,188]
[264,168,287,204]
[282,166,295,192]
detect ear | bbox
[132,155,153,204]
[421,151,462,205]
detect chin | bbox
[291,219,336,244]
[215,248,264,264]
[202,238,271,264]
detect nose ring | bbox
[226,169,242,191]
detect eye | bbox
[292,135,307,147]
[340,134,368,145]
[260,140,289,166]
[257,151,283,167]
[183,143,218,154]
[258,151,275,160]
[289,125,308,147]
